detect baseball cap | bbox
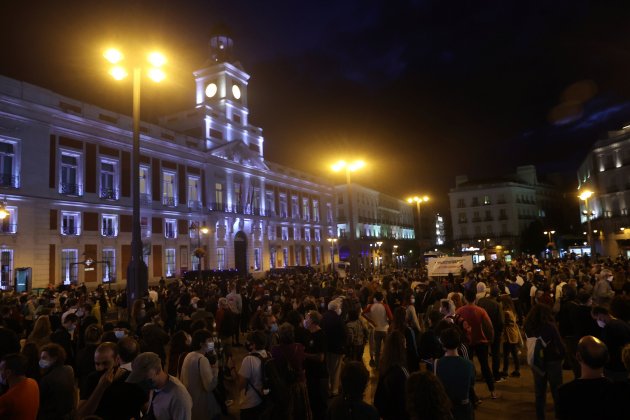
[126,352,161,384]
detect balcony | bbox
[472,217,481,223]
[209,202,227,212]
[0,174,19,189]
[188,200,203,211]
[61,226,79,235]
[99,187,119,200]
[101,227,116,237]
[140,193,152,206]
[165,230,176,239]
[458,219,468,224]
[0,223,16,234]
[162,196,176,207]
[60,183,83,197]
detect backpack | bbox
[250,349,298,406]
[526,335,547,376]
[447,313,471,346]
[346,320,367,347]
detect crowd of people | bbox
[0,253,629,419]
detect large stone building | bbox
[577,125,630,257]
[0,33,336,289]
[334,182,415,268]
[449,165,561,254]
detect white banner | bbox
[427,256,473,277]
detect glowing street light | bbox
[543,230,556,243]
[327,238,338,273]
[104,46,167,313]
[579,189,594,254]
[407,195,430,249]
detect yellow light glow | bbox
[200,226,209,234]
[331,160,347,172]
[147,52,166,67]
[104,48,124,64]
[579,190,593,201]
[147,68,166,82]
[422,195,430,202]
[348,160,365,171]
[109,66,128,80]
[407,198,413,203]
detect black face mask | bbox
[137,378,157,392]
[245,342,254,352]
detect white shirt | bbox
[239,350,268,409]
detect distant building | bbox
[334,183,415,269]
[448,165,561,254]
[435,213,446,246]
[0,32,335,289]
[577,126,630,257]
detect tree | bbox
[520,220,548,255]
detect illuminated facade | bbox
[0,33,335,289]
[334,183,415,268]
[577,126,630,256]
[449,165,559,253]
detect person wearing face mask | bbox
[591,305,630,382]
[38,343,76,420]
[77,342,120,418]
[180,329,221,420]
[50,313,78,369]
[321,299,346,397]
[0,353,39,419]
[126,352,193,420]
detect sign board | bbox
[427,256,473,277]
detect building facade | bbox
[0,33,335,289]
[577,126,630,257]
[334,183,415,268]
[449,165,560,253]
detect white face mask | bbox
[39,359,51,369]
[335,308,342,316]
[597,320,606,329]
[114,330,126,339]
[205,342,215,353]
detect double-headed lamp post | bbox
[104,47,166,312]
[407,195,430,247]
[579,190,594,254]
[327,238,338,273]
[332,160,365,270]
[190,222,209,270]
[543,230,556,243]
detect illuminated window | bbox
[102,248,116,283]
[217,248,226,270]
[282,227,289,241]
[60,152,82,196]
[61,212,80,236]
[282,248,288,267]
[312,200,320,222]
[315,246,321,265]
[291,196,299,219]
[254,248,261,271]
[0,249,13,290]
[187,176,200,209]
[270,248,277,269]
[99,160,118,200]
[314,228,321,242]
[0,207,17,234]
[214,183,224,210]
[302,198,310,221]
[101,214,118,237]
[164,219,177,239]
[0,139,19,188]
[61,249,78,285]
[139,166,150,202]
[165,248,176,277]
[305,247,311,266]
[162,172,176,207]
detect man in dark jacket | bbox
[51,313,78,368]
[321,299,346,397]
[478,285,505,382]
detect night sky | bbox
[3,1,630,214]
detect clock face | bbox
[205,83,217,98]
[232,84,241,100]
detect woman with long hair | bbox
[524,304,565,420]
[406,371,452,420]
[38,343,76,420]
[27,315,52,349]
[374,331,409,420]
[500,294,521,378]
[390,306,421,372]
[167,330,192,376]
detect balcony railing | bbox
[209,202,227,212]
[101,227,116,237]
[0,174,19,188]
[0,223,16,234]
[140,193,152,206]
[458,219,468,224]
[188,200,203,211]
[162,196,176,207]
[61,225,79,235]
[60,183,83,196]
[99,187,119,200]
[165,230,176,239]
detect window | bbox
[499,209,508,220]
[251,188,261,215]
[165,248,176,278]
[61,212,80,235]
[305,228,311,242]
[234,182,242,210]
[471,197,479,207]
[327,203,333,223]
[315,246,321,265]
[302,198,310,221]
[61,249,78,285]
[60,153,82,196]
[305,247,311,266]
[102,248,115,282]
[312,200,320,222]
[254,248,261,271]
[291,196,299,219]
[214,183,224,210]
[141,216,151,238]
[294,227,300,241]
[0,207,17,234]
[162,172,176,206]
[217,248,226,270]
[139,166,150,202]
[164,219,177,239]
[0,250,13,290]
[314,228,321,242]
[458,213,467,223]
[265,191,274,216]
[457,198,465,208]
[188,177,200,209]
[295,246,302,265]
[282,227,289,241]
[101,214,118,237]
[0,140,18,188]
[270,248,277,269]
[280,194,288,218]
[99,160,118,200]
[483,195,491,205]
[282,248,288,267]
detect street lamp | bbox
[579,190,594,255]
[327,237,338,273]
[104,47,166,311]
[407,195,430,248]
[331,159,365,271]
[543,230,556,243]
[190,222,209,271]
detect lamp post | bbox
[407,195,430,248]
[579,190,594,255]
[104,48,166,313]
[190,222,209,271]
[332,159,365,271]
[327,237,337,273]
